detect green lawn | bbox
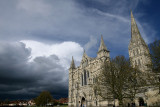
[59,105,68,107]
[27,105,68,107]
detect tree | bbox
[4,99,9,104]
[0,100,2,105]
[126,66,150,103]
[95,56,149,107]
[150,40,160,72]
[35,91,53,106]
[149,40,160,93]
[52,99,59,105]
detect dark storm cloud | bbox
[0,0,155,46]
[0,42,68,99]
[0,0,158,100]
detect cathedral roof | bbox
[98,35,107,52]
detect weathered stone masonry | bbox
[68,12,153,107]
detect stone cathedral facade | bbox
[68,12,153,107]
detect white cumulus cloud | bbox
[21,40,83,69]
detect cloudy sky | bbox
[0,0,160,100]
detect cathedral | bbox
[68,12,153,107]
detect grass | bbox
[59,105,68,107]
[27,105,68,107]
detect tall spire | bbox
[98,35,107,52]
[131,11,143,39]
[129,11,152,71]
[70,56,75,69]
[130,11,147,45]
[131,11,140,38]
[131,10,133,18]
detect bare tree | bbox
[149,40,160,93]
[95,56,150,107]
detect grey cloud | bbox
[84,36,98,52]
[0,0,156,99]
[0,0,155,59]
[0,42,68,99]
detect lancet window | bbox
[81,74,83,86]
[84,70,87,85]
[135,60,137,65]
[138,59,141,65]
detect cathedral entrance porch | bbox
[139,97,145,106]
[81,97,86,107]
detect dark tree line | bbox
[34,91,53,106]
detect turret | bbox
[68,56,76,107]
[70,56,76,69]
[97,35,110,60]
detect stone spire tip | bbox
[98,35,107,52]
[83,49,86,53]
[70,56,75,69]
[131,10,134,19]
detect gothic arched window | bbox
[133,50,135,56]
[93,77,97,83]
[87,71,89,78]
[84,70,87,85]
[138,59,141,65]
[93,77,94,83]
[93,77,95,83]
[94,89,97,96]
[135,60,137,65]
[81,74,83,86]
[137,49,139,55]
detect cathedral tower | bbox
[97,35,110,61]
[68,56,75,107]
[128,11,151,71]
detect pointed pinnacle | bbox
[70,56,75,69]
[131,11,136,25]
[130,12,146,45]
[131,10,134,19]
[83,49,88,57]
[98,35,107,51]
[131,11,139,38]
[72,56,74,61]
[83,49,86,54]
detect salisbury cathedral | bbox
[68,12,158,107]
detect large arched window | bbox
[81,74,83,86]
[84,70,87,85]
